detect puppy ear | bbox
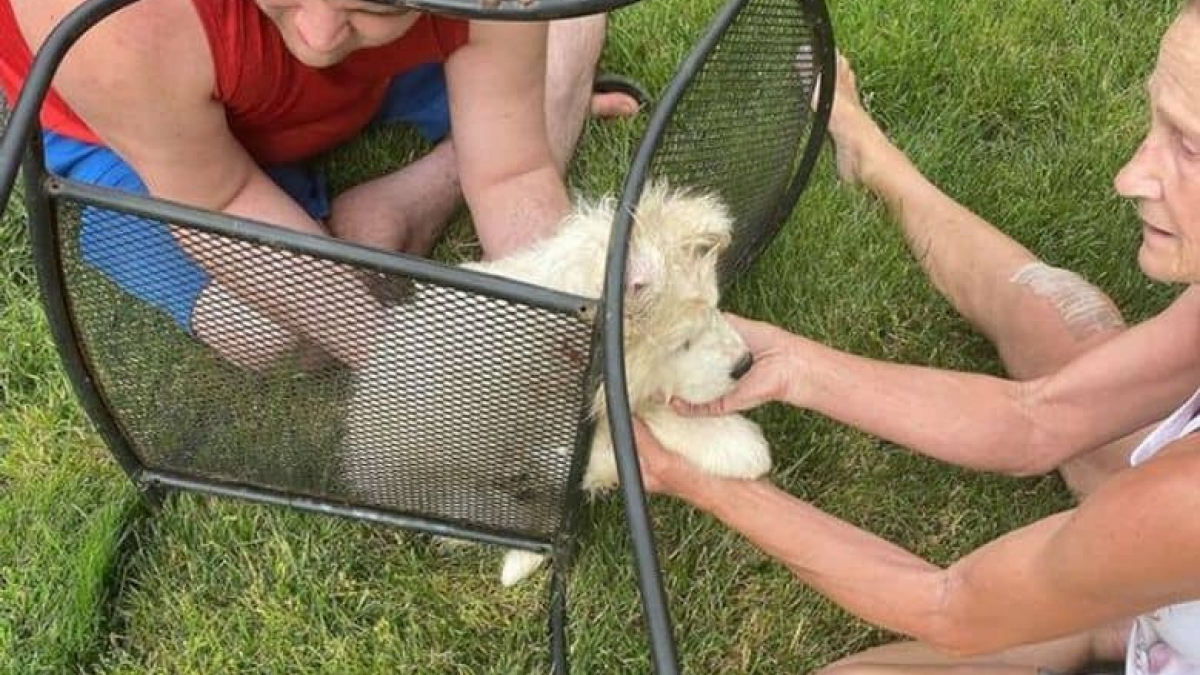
[688,232,731,260]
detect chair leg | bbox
[138,482,169,511]
[548,565,569,675]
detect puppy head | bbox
[619,183,752,405]
[633,298,751,404]
[631,181,733,273]
[623,181,733,310]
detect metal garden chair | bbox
[0,0,833,671]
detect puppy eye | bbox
[680,339,692,351]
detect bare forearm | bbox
[786,292,1200,474]
[176,172,383,366]
[664,449,1200,656]
[679,474,948,642]
[446,22,567,260]
[470,165,571,259]
[791,337,1048,474]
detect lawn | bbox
[0,0,1183,673]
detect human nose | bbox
[293,2,349,52]
[1114,133,1164,201]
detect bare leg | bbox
[329,141,461,255]
[827,55,1142,497]
[544,14,641,173]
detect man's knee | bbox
[1009,263,1126,340]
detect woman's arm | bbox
[638,424,1200,656]
[693,287,1200,475]
[792,286,1200,473]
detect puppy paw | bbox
[501,549,548,587]
[646,411,771,480]
[434,535,474,553]
[580,430,619,493]
[698,415,771,480]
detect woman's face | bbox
[253,0,419,68]
[1115,8,1200,284]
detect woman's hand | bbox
[632,420,706,497]
[673,313,803,416]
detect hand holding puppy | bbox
[671,313,806,417]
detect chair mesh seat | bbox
[56,198,597,541]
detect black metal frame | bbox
[0,0,834,671]
[373,0,646,21]
[600,2,834,670]
[28,168,591,671]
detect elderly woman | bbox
[633,3,1200,674]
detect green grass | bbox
[0,0,1184,672]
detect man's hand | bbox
[673,313,802,417]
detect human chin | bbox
[283,35,352,67]
[1137,243,1166,281]
[1137,238,1193,283]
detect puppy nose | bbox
[730,353,754,380]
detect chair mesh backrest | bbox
[53,196,596,542]
[649,0,823,281]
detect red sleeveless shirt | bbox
[0,0,469,164]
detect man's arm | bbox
[15,0,314,223]
[644,425,1200,656]
[444,21,571,259]
[16,0,381,364]
[776,285,1200,474]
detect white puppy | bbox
[342,182,771,586]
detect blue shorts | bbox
[44,63,451,334]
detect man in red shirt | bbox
[2,0,640,368]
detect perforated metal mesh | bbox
[16,0,831,557]
[53,197,596,541]
[650,0,825,281]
